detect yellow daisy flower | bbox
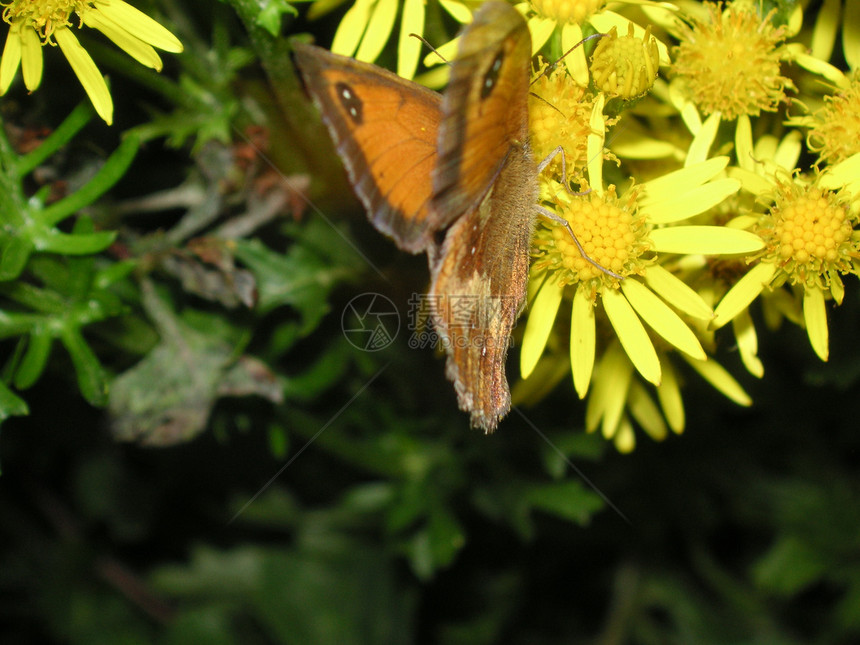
[525,0,674,85]
[519,95,762,401]
[715,151,860,362]
[0,0,183,125]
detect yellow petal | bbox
[650,225,764,255]
[733,309,763,378]
[803,288,829,362]
[810,0,839,61]
[84,11,163,71]
[657,360,684,434]
[520,276,564,378]
[561,22,588,86]
[643,264,713,320]
[683,355,752,407]
[356,0,398,63]
[586,95,606,194]
[586,341,632,435]
[628,381,667,442]
[603,287,661,385]
[20,25,43,92]
[712,262,777,329]
[332,0,373,56]
[527,16,556,54]
[0,24,23,94]
[621,279,706,360]
[438,0,472,24]
[727,166,773,197]
[95,0,183,52]
[845,0,860,71]
[55,28,113,125]
[774,130,802,172]
[640,156,728,206]
[397,0,424,79]
[613,417,636,453]
[571,286,595,399]
[735,114,754,171]
[643,179,740,223]
[686,111,720,166]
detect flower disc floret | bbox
[671,2,795,120]
[531,0,606,25]
[590,24,659,100]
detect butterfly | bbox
[294,1,539,432]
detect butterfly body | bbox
[294,2,536,432]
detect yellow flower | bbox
[715,150,860,362]
[526,0,674,85]
[513,94,762,449]
[0,0,183,125]
[669,1,796,122]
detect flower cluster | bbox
[0,0,182,124]
[320,0,860,451]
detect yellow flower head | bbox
[590,23,660,100]
[529,59,599,179]
[531,0,606,25]
[671,1,796,120]
[804,73,860,167]
[0,0,183,125]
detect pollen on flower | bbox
[671,2,795,120]
[756,181,857,289]
[805,74,860,166]
[1,0,87,41]
[532,185,648,286]
[529,60,597,178]
[531,0,605,25]
[590,24,659,100]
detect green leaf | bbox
[13,331,53,389]
[35,230,117,255]
[0,380,29,421]
[525,480,604,525]
[60,326,109,406]
[256,0,298,36]
[0,234,33,281]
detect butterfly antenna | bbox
[530,32,607,86]
[409,33,450,65]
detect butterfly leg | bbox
[535,147,623,280]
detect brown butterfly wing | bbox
[431,2,533,228]
[294,43,442,253]
[429,2,537,432]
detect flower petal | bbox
[683,355,752,406]
[438,0,472,23]
[95,0,183,52]
[640,156,728,206]
[586,341,632,435]
[686,111,720,166]
[644,178,740,223]
[621,279,706,360]
[332,0,373,56]
[571,286,596,399]
[603,288,661,385]
[803,287,829,361]
[712,262,777,328]
[561,22,587,86]
[643,264,713,320]
[521,276,564,378]
[20,25,44,91]
[657,360,684,434]
[54,28,113,125]
[84,11,163,71]
[735,114,754,171]
[0,24,23,94]
[527,16,556,54]
[586,95,606,193]
[628,380,667,442]
[733,309,763,378]
[650,225,764,255]
[356,0,398,63]
[397,0,424,79]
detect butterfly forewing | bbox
[431,2,533,228]
[294,43,443,253]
